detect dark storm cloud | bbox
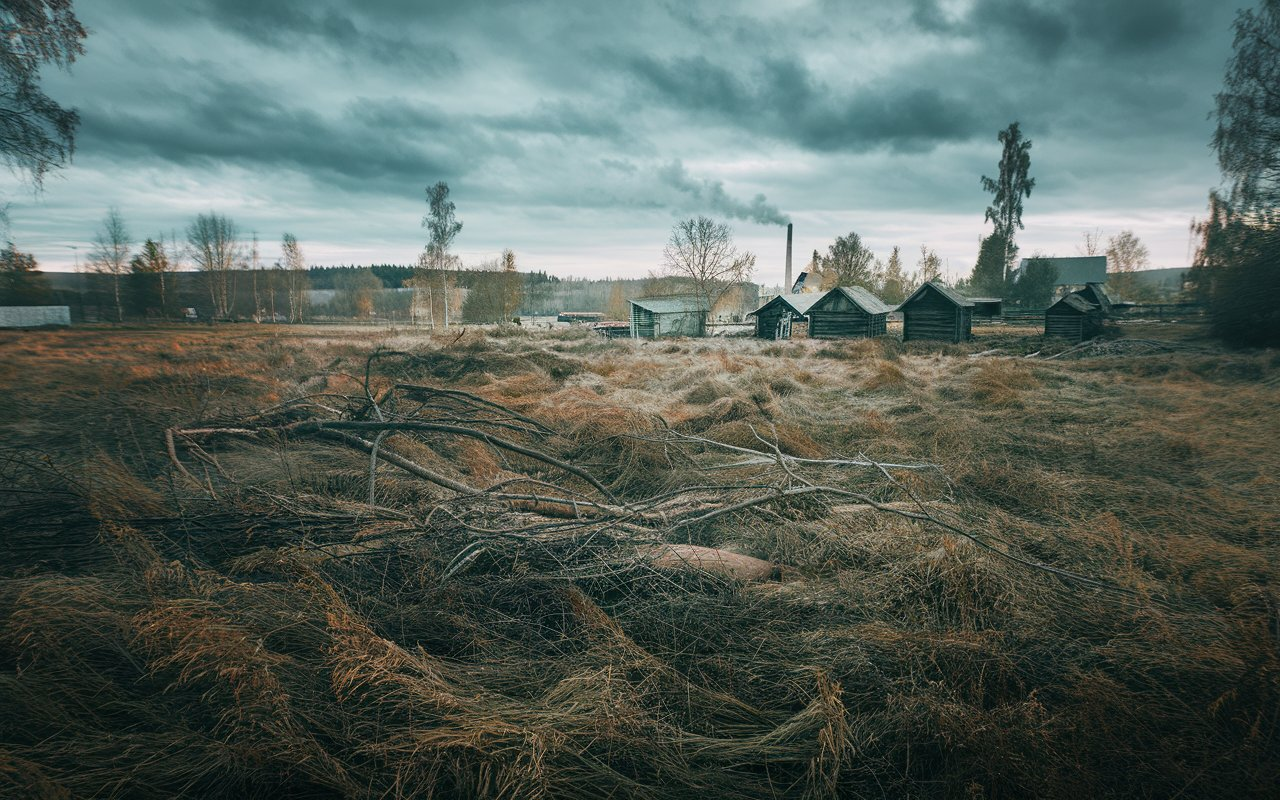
[625,53,981,152]
[186,0,458,72]
[78,78,473,188]
[910,0,1195,57]
[74,57,628,197]
[657,159,789,226]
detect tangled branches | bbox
[163,352,1127,593]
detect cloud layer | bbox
[7,0,1241,282]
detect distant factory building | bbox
[898,281,974,343]
[806,286,891,339]
[629,297,707,338]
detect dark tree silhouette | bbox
[1213,0,1280,212]
[0,1,87,187]
[981,122,1035,283]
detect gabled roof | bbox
[1018,256,1108,286]
[749,291,823,317]
[818,285,893,315]
[897,280,974,310]
[1076,282,1112,307]
[1049,294,1097,314]
[628,296,707,314]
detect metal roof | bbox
[628,296,707,314]
[898,280,974,309]
[1050,294,1097,314]
[828,285,893,315]
[1018,256,1108,286]
[749,291,824,317]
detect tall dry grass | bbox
[0,323,1276,798]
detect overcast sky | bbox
[5,0,1244,284]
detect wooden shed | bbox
[807,286,891,338]
[1044,293,1103,341]
[629,297,707,338]
[968,297,1003,320]
[898,281,974,343]
[748,292,822,340]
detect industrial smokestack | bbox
[785,223,793,293]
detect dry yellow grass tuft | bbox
[969,358,1040,407]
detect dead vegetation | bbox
[0,323,1277,798]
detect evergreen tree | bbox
[880,246,907,304]
[1006,256,1057,308]
[0,242,49,304]
[968,233,1011,297]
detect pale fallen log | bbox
[829,501,947,515]
[642,543,777,581]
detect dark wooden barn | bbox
[1072,282,1112,316]
[898,281,974,343]
[748,292,823,340]
[1044,293,1103,341]
[628,297,707,338]
[806,286,891,338]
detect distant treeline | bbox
[0,265,683,322]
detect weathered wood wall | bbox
[630,306,655,338]
[754,308,789,339]
[808,292,886,339]
[902,290,971,342]
[1045,308,1101,341]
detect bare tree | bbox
[281,232,308,323]
[1106,229,1150,299]
[87,207,130,321]
[1079,228,1104,256]
[187,213,239,320]
[661,216,755,315]
[0,1,87,188]
[249,232,261,322]
[913,245,943,290]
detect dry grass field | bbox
[0,321,1277,798]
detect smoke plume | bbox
[658,159,790,226]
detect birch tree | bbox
[281,232,307,323]
[87,207,130,321]
[187,213,240,320]
[419,181,462,329]
[981,122,1035,282]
